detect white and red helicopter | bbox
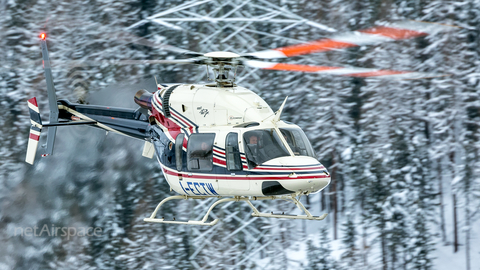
[26,22,455,226]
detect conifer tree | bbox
[340,213,359,269]
[306,239,321,270]
[317,226,336,270]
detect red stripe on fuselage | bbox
[213,148,224,156]
[162,167,328,181]
[152,94,195,140]
[253,165,325,171]
[213,157,226,166]
[214,149,324,171]
[170,110,194,132]
[151,98,182,139]
[214,148,246,161]
[153,94,162,106]
[153,92,197,132]
[213,156,248,169]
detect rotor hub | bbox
[202,51,241,87]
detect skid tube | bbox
[144,194,328,226]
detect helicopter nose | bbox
[262,156,330,194]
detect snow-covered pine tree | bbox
[310,226,337,270]
[423,2,480,269]
[340,212,359,269]
[306,239,321,270]
[409,209,435,270]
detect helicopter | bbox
[26,21,456,226]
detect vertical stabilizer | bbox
[26,97,43,164]
[40,33,58,156]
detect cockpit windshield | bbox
[243,129,290,167]
[279,128,316,158]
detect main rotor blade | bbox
[248,21,458,59]
[1,58,200,71]
[244,60,448,79]
[67,58,200,67]
[113,32,203,56]
[102,59,200,65]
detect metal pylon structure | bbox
[127,1,332,268]
[130,0,336,90]
[131,0,335,50]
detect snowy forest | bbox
[1,0,480,269]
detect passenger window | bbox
[175,133,185,171]
[187,133,215,171]
[226,133,242,171]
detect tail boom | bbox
[25,34,150,165]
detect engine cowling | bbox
[134,89,153,110]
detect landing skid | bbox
[144,194,327,226]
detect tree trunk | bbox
[465,192,470,270]
[362,223,368,267]
[391,245,396,270]
[361,201,368,267]
[320,189,326,211]
[381,232,387,270]
[453,193,458,253]
[339,174,345,214]
[438,159,447,244]
[331,168,337,240]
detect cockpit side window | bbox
[243,129,290,168]
[280,128,316,157]
[187,133,215,171]
[226,132,242,171]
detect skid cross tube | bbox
[144,194,327,226]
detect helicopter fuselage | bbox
[147,84,330,197]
